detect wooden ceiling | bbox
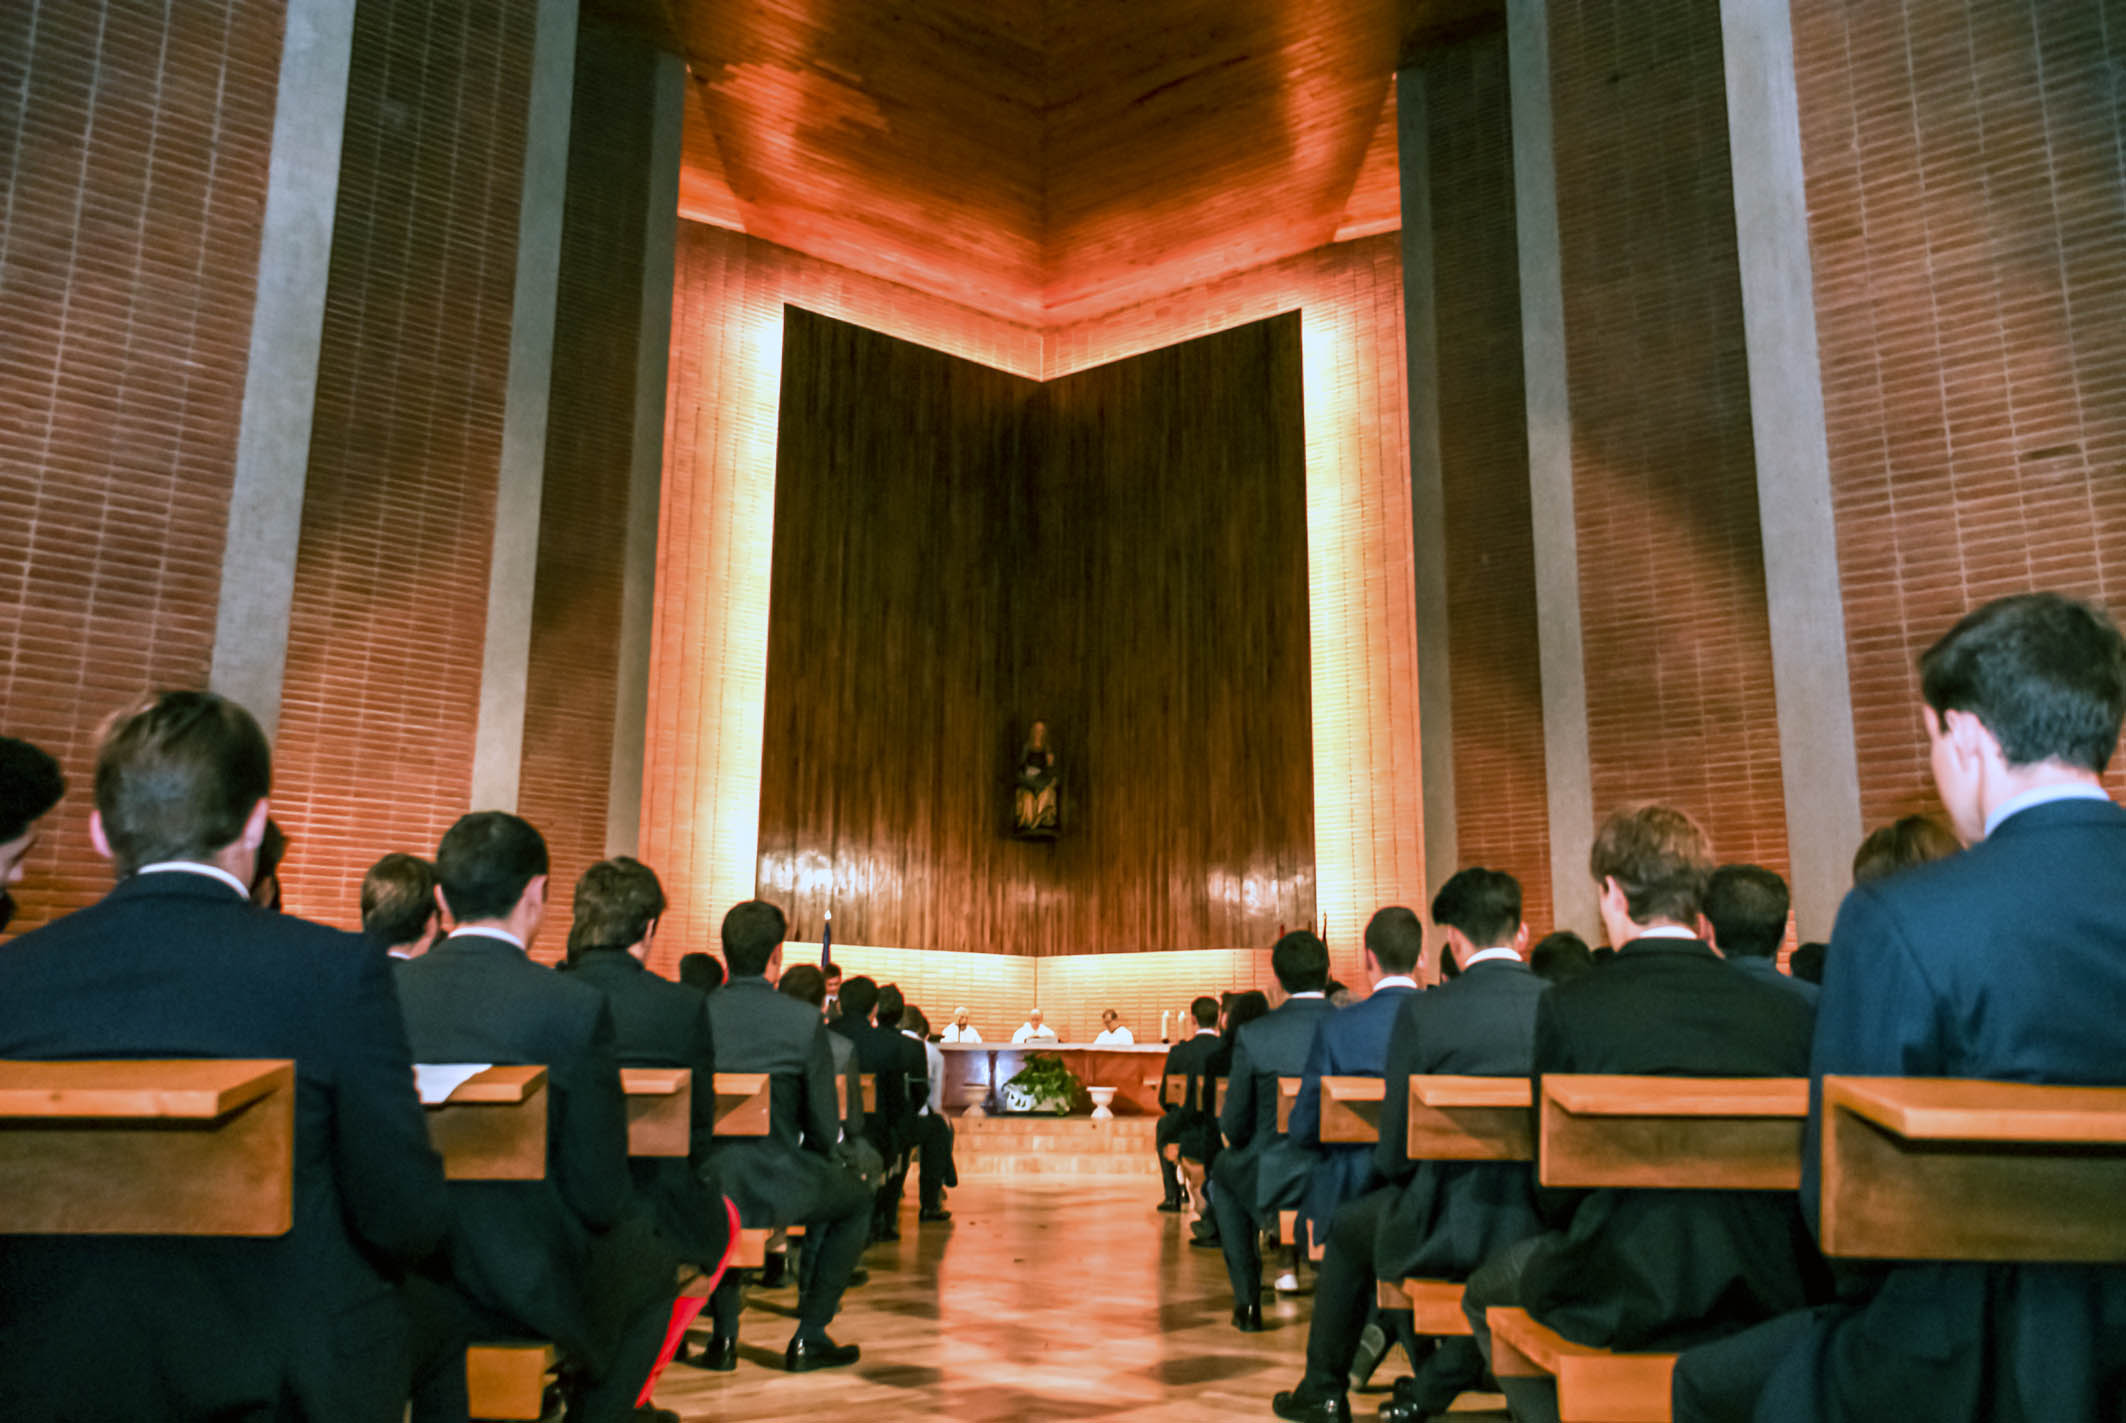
[659,1,1497,326]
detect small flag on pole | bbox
[821,908,833,972]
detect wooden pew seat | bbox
[1489,1306,1674,1423]
[465,1341,556,1421]
[423,1065,549,1180]
[1377,1277,1474,1336]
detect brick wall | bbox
[1424,33,1555,933]
[0,0,283,933]
[1549,0,1791,878]
[272,0,535,928]
[516,20,662,958]
[1793,0,2126,824]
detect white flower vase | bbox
[1086,1085,1117,1121]
[1000,1081,1038,1113]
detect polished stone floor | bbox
[653,1176,1510,1422]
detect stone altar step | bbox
[953,1113,1160,1176]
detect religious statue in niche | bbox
[1011,721,1060,839]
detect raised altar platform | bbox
[941,1042,1170,1117]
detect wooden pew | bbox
[1408,1074,1536,1161]
[424,1066,548,1181]
[861,1072,877,1115]
[1319,1075,1384,1143]
[1820,1075,2126,1262]
[620,1067,691,1158]
[709,1073,778,1267]
[1276,1074,1301,1133]
[0,1059,295,1235]
[1483,1075,1807,1423]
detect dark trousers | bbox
[1671,1308,1820,1423]
[1463,1233,1560,1423]
[1156,1112,1185,1203]
[712,1160,871,1341]
[1210,1151,1265,1305]
[914,1114,956,1211]
[1302,1187,1391,1392]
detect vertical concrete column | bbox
[1721,0,1863,940]
[209,0,358,739]
[1398,66,1459,901]
[1506,0,1599,937]
[470,0,580,812]
[605,50,686,857]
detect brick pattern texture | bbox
[1550,0,1792,879]
[1424,33,1556,933]
[1793,0,2126,822]
[515,21,662,959]
[0,0,282,934]
[271,0,534,928]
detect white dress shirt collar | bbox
[137,861,251,898]
[1462,947,1523,969]
[1633,925,1699,941]
[1984,781,2111,837]
[1286,991,1325,999]
[449,925,527,952]
[1371,975,1419,991]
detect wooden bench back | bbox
[1319,1075,1384,1143]
[619,1067,691,1157]
[1276,1075,1301,1133]
[424,1065,549,1180]
[1538,1075,1806,1191]
[1821,1075,2126,1262]
[0,1059,296,1235]
[711,1072,771,1137]
[1408,1075,1535,1161]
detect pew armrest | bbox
[712,1072,771,1137]
[1407,1075,1535,1162]
[1539,1075,1806,1191]
[1320,1076,1383,1143]
[620,1067,692,1158]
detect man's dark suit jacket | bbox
[832,1017,918,1158]
[1728,952,1818,1005]
[1159,1029,1229,1162]
[1372,956,1549,1282]
[705,975,848,1226]
[396,932,654,1360]
[1766,796,2126,1422]
[566,949,731,1270]
[0,870,448,1422]
[1219,994,1338,1216]
[1288,981,1421,1245]
[1520,936,1823,1351]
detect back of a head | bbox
[1920,592,2126,773]
[1703,864,1789,959]
[435,812,548,922]
[1529,930,1594,984]
[1190,995,1219,1028]
[1226,989,1271,1035]
[1270,930,1330,994]
[95,692,270,876]
[839,975,880,1023]
[1589,803,1715,925]
[904,1005,931,1037]
[1790,941,1828,985]
[876,982,906,1028]
[720,898,787,977]
[0,737,67,847]
[1852,815,1961,886]
[778,962,826,1007]
[567,856,666,961]
[1429,868,1522,948]
[1362,905,1424,975]
[679,952,725,992]
[361,852,437,944]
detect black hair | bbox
[838,975,880,1022]
[1703,864,1789,959]
[1920,592,2126,772]
[720,899,787,976]
[435,812,548,922]
[1430,867,1523,949]
[1789,941,1828,985]
[1529,930,1593,984]
[876,982,906,1028]
[1270,930,1330,993]
[1362,905,1423,974]
[0,737,66,845]
[679,952,725,992]
[1190,995,1220,1027]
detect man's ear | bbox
[524,874,549,915]
[1943,707,2001,767]
[89,810,113,862]
[1513,921,1531,953]
[240,798,270,851]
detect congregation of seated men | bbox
[4,590,2125,1423]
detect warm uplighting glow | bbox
[644,225,1422,966]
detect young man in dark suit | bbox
[0,692,450,1422]
[1703,864,1816,1005]
[700,900,869,1371]
[1287,906,1426,1257]
[1674,592,2126,1423]
[1272,869,1548,1423]
[396,813,678,1423]
[1463,804,1822,1423]
[564,857,733,1282]
[868,982,933,1234]
[831,975,920,1240]
[1212,930,1339,1330]
[1155,994,1227,1209]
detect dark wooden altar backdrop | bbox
[757,306,1314,955]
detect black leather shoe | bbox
[1231,1302,1264,1332]
[687,1335,737,1372]
[1271,1385,1350,1422]
[1377,1400,1430,1423]
[1157,1198,1184,1212]
[785,1335,861,1372]
[918,1207,952,1222]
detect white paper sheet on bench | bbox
[414,1063,493,1105]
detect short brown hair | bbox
[1851,815,1960,886]
[94,692,270,877]
[361,852,437,945]
[778,962,826,1007]
[1589,803,1714,925]
[567,857,667,960]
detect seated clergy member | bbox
[1460,805,1822,1423]
[362,850,444,960]
[0,692,449,1421]
[1673,592,2126,1423]
[1211,930,1338,1330]
[899,1005,958,1221]
[943,1004,982,1042]
[1013,1006,1059,1042]
[834,977,921,1241]
[395,813,678,1423]
[1156,995,1227,1210]
[0,733,66,933]
[1093,1008,1134,1044]
[1287,907,1426,1252]
[702,901,869,1371]
[564,858,733,1281]
[1703,863,1815,1004]
[1273,868,1546,1423]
